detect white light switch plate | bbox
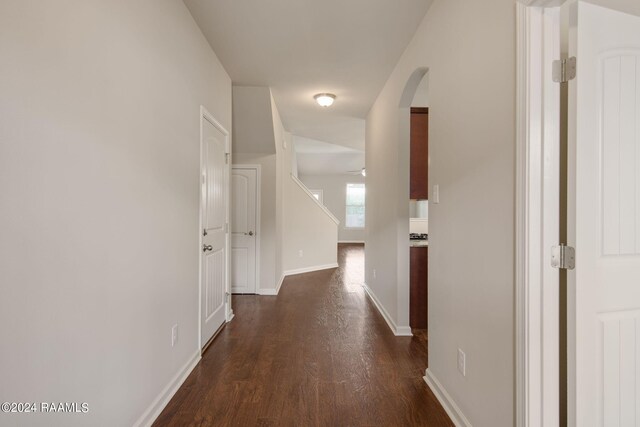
[433,184,440,204]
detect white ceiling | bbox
[184,0,432,152]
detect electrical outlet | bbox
[298,250,303,258]
[457,348,466,376]
[171,324,178,347]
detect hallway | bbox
[155,244,452,426]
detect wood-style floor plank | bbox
[154,244,453,427]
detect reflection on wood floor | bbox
[154,243,452,427]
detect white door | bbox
[567,2,640,425]
[231,167,257,294]
[201,115,229,347]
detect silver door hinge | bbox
[225,292,230,302]
[225,153,231,164]
[552,57,576,83]
[551,244,575,270]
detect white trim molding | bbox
[362,283,413,337]
[308,188,324,205]
[133,351,201,427]
[276,274,285,294]
[424,369,472,427]
[516,3,561,426]
[257,274,285,296]
[284,263,338,276]
[338,240,365,244]
[290,174,340,225]
[258,265,334,296]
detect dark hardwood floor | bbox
[154,243,452,426]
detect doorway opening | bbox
[399,68,430,366]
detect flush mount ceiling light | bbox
[314,93,336,107]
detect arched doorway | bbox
[399,67,431,357]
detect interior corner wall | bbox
[232,153,277,291]
[272,94,286,284]
[365,0,516,425]
[0,1,231,425]
[298,174,366,242]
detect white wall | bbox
[412,72,430,107]
[290,145,299,178]
[584,0,640,16]
[282,176,340,273]
[299,174,366,242]
[365,0,515,425]
[0,1,231,425]
[272,98,339,275]
[232,154,277,292]
[232,86,276,154]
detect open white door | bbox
[567,2,640,425]
[231,167,258,294]
[200,113,229,348]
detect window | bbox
[310,189,323,205]
[345,183,365,228]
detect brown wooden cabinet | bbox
[410,107,429,200]
[410,246,428,330]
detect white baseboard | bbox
[283,263,339,276]
[133,350,201,427]
[338,240,365,244]
[424,369,472,427]
[257,264,339,297]
[257,274,286,296]
[395,325,413,336]
[362,283,413,337]
[276,274,285,294]
[263,265,337,296]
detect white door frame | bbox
[231,164,262,293]
[198,106,233,352]
[516,1,564,425]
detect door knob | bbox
[203,244,213,252]
[246,231,254,236]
